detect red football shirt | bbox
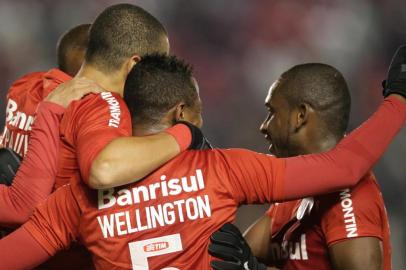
[55,91,132,189]
[24,148,286,270]
[1,69,71,156]
[266,172,391,270]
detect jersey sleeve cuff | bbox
[325,226,383,247]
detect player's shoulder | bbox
[7,71,45,95]
[65,91,125,114]
[317,171,384,220]
[42,68,71,84]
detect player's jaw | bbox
[260,81,299,158]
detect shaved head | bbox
[57,24,90,76]
[85,4,169,73]
[278,63,351,137]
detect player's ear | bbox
[174,102,186,121]
[124,54,141,74]
[294,103,312,131]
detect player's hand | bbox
[45,77,106,108]
[175,121,213,150]
[208,223,267,270]
[0,148,22,186]
[382,45,406,101]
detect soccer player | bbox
[52,3,201,193]
[0,23,89,227]
[0,51,404,269]
[0,23,89,156]
[209,64,391,270]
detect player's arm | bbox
[320,174,386,270]
[0,227,51,269]
[329,237,382,270]
[221,43,406,201]
[88,124,193,188]
[220,93,404,204]
[0,185,81,269]
[0,78,103,226]
[65,80,203,189]
[243,214,272,263]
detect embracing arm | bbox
[278,95,405,201]
[89,124,192,189]
[0,102,63,225]
[244,215,272,262]
[0,78,103,226]
[0,227,51,270]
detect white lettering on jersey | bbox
[270,233,308,261]
[97,195,211,239]
[101,92,121,128]
[5,98,35,131]
[2,98,35,156]
[339,189,358,237]
[98,169,205,209]
[96,169,212,238]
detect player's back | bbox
[1,69,71,156]
[76,148,284,269]
[268,172,391,270]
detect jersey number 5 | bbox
[129,233,183,270]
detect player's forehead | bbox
[191,77,199,94]
[265,80,280,106]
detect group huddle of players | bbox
[0,3,405,270]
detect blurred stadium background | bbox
[0,0,405,268]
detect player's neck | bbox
[75,64,125,96]
[132,123,170,137]
[301,133,341,154]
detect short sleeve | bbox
[70,92,132,184]
[23,185,80,255]
[320,174,384,246]
[217,148,286,204]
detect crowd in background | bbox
[0,0,405,268]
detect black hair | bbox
[85,4,168,73]
[279,63,351,137]
[124,54,198,125]
[57,24,90,76]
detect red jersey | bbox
[24,148,286,270]
[1,69,71,156]
[266,172,391,270]
[55,91,132,189]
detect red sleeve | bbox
[0,101,63,226]
[278,96,406,201]
[71,92,132,184]
[321,174,384,246]
[0,227,50,269]
[217,148,286,204]
[23,184,80,255]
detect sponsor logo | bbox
[339,189,358,237]
[270,234,308,261]
[2,98,35,155]
[144,241,169,252]
[101,92,121,128]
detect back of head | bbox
[57,24,90,77]
[85,4,169,73]
[279,63,351,137]
[124,54,197,126]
